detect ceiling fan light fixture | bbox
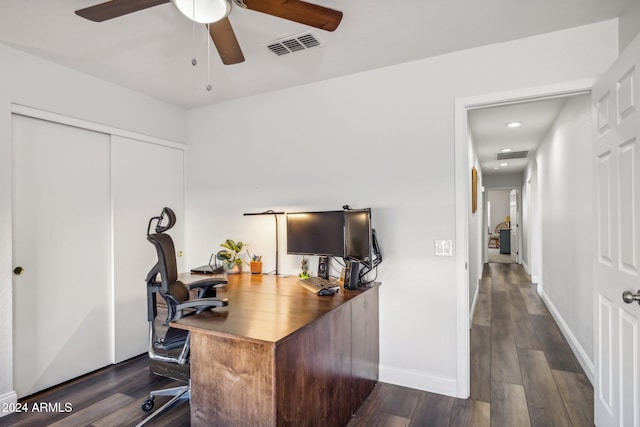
[172,0,231,24]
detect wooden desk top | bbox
[172,272,376,344]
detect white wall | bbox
[468,135,484,319]
[487,190,511,234]
[0,44,187,410]
[185,20,618,395]
[484,173,524,189]
[522,166,532,272]
[532,93,595,379]
[619,0,640,52]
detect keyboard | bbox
[297,276,340,295]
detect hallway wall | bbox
[468,132,484,318]
[526,94,594,380]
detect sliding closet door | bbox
[111,136,184,362]
[12,115,112,398]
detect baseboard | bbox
[0,391,18,417]
[531,274,541,285]
[538,288,595,384]
[379,365,457,397]
[521,260,530,275]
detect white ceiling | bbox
[0,0,630,109]
[469,97,573,176]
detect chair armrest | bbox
[175,297,229,319]
[188,279,227,299]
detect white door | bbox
[592,33,640,427]
[111,136,184,362]
[509,189,518,262]
[12,115,112,397]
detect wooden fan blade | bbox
[209,18,245,65]
[75,0,170,22]
[242,0,342,32]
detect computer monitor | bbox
[344,208,372,268]
[286,211,345,257]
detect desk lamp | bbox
[243,210,285,276]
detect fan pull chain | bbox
[191,0,197,66]
[206,23,212,91]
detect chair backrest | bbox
[146,208,189,322]
[147,233,179,290]
[494,221,510,232]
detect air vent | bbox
[266,31,324,56]
[497,150,529,160]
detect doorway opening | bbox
[486,188,517,264]
[453,78,595,398]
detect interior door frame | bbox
[453,78,595,397]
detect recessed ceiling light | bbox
[506,121,522,128]
[500,148,513,153]
[500,163,508,167]
[493,167,500,170]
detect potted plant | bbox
[216,239,247,273]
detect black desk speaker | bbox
[318,256,329,279]
[343,260,360,290]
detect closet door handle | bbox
[622,290,640,305]
[13,266,24,276]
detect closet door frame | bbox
[10,104,186,393]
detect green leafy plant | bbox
[216,239,247,270]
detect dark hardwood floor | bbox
[0,263,592,426]
[349,262,593,427]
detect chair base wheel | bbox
[142,399,154,412]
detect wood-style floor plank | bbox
[520,287,548,315]
[491,291,510,319]
[479,276,492,293]
[375,383,421,419]
[511,315,543,351]
[473,292,492,327]
[348,383,416,427]
[518,348,571,427]
[552,369,594,427]
[449,399,490,427]
[491,273,508,293]
[48,393,135,427]
[531,314,582,373]
[0,355,185,427]
[470,325,491,402]
[506,288,529,320]
[490,382,531,427]
[409,392,455,427]
[491,318,522,385]
[363,413,411,427]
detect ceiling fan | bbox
[75,0,343,65]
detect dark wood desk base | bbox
[176,274,379,427]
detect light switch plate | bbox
[435,240,453,256]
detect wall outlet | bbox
[434,240,453,256]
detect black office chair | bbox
[137,207,228,427]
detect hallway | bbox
[349,262,594,426]
[469,262,593,426]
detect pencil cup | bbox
[250,261,262,274]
